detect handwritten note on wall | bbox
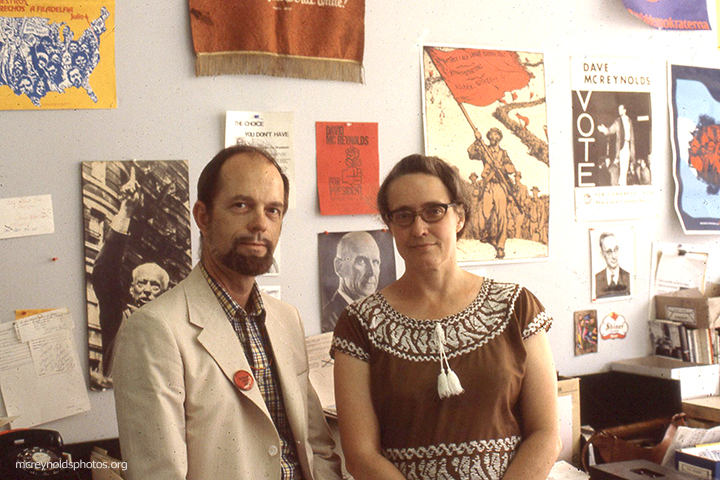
[0,194,54,240]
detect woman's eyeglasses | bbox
[385,203,457,227]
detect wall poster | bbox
[0,0,116,110]
[317,229,396,334]
[422,45,549,264]
[316,121,379,216]
[590,225,635,303]
[571,56,654,222]
[225,111,296,209]
[82,160,192,390]
[669,64,720,234]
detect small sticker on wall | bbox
[574,310,598,355]
[600,312,628,340]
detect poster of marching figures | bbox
[571,56,655,222]
[669,64,720,234]
[423,46,549,263]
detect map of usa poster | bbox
[422,45,549,264]
[0,0,116,110]
[670,64,720,234]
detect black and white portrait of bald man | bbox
[319,230,396,333]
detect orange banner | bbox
[189,0,364,82]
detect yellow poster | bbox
[0,0,115,110]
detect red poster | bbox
[316,122,379,215]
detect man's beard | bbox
[221,237,275,276]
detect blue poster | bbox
[670,64,720,234]
[622,0,710,30]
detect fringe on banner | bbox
[196,51,364,83]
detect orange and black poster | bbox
[316,122,379,216]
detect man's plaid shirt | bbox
[202,264,302,479]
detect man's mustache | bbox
[233,235,273,249]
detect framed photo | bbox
[590,226,635,302]
[422,45,549,264]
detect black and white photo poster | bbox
[571,56,655,221]
[82,160,192,390]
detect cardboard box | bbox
[676,444,720,479]
[655,288,720,329]
[610,356,720,399]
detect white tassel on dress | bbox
[434,323,464,399]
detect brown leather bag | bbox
[581,413,687,471]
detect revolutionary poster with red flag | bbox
[422,45,549,264]
[425,47,532,107]
[316,122,379,215]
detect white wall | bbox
[2,0,720,444]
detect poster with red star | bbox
[316,122,379,215]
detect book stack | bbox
[654,288,720,365]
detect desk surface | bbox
[683,395,720,423]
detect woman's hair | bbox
[376,154,472,238]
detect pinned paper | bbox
[0,309,90,428]
[0,195,54,240]
[316,122,379,216]
[574,310,598,355]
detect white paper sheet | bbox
[655,250,709,296]
[0,310,90,428]
[15,307,74,342]
[225,111,296,208]
[662,424,720,468]
[306,332,336,416]
[0,194,54,240]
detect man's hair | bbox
[197,144,290,212]
[335,231,379,261]
[487,127,503,141]
[132,263,170,290]
[376,154,471,238]
[599,232,615,250]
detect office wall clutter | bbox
[2,0,720,446]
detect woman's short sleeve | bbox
[330,306,371,363]
[514,287,553,339]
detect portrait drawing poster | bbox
[82,160,192,390]
[317,229,396,333]
[571,56,654,222]
[669,64,720,234]
[590,225,635,303]
[0,0,116,110]
[422,45,549,264]
[225,111,296,209]
[316,121,379,215]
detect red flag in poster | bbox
[425,47,532,107]
[316,122,379,215]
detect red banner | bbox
[316,122,379,215]
[426,47,531,107]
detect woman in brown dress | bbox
[332,154,561,479]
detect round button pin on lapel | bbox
[234,370,254,391]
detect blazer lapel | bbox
[263,299,309,445]
[184,267,271,417]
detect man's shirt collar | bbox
[200,262,265,321]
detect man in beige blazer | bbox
[113,145,342,480]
